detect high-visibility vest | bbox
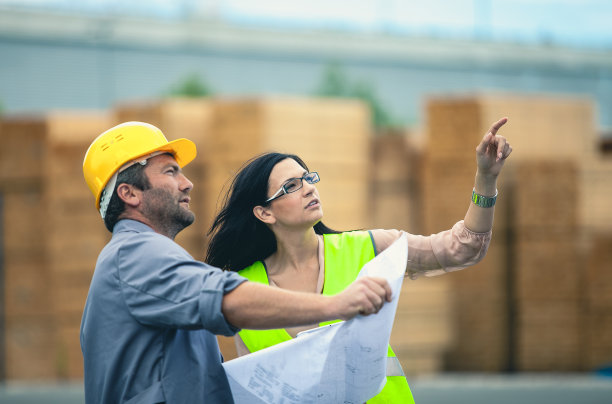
[238,231,415,403]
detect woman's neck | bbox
[265,227,319,276]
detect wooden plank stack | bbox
[475,95,598,371]
[0,112,111,380]
[511,160,582,370]
[369,130,422,233]
[369,130,454,375]
[114,98,216,259]
[1,118,53,380]
[423,94,596,371]
[584,232,612,371]
[423,97,511,371]
[581,149,612,371]
[390,277,454,375]
[46,114,115,379]
[579,156,612,234]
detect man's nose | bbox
[179,173,194,192]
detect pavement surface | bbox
[1,373,611,403]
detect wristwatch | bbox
[471,188,498,208]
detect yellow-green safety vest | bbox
[237,230,415,403]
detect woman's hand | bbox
[475,117,512,178]
[463,117,512,232]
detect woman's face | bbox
[265,158,323,228]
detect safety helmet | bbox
[83,121,197,216]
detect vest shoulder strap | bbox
[238,260,268,284]
[322,231,376,296]
[238,261,292,352]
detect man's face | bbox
[140,154,195,236]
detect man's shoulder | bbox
[113,220,174,242]
[109,220,184,256]
[112,219,156,236]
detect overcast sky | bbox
[2,0,611,49]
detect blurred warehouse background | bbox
[1,1,612,403]
[1,0,612,131]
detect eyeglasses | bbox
[265,172,320,203]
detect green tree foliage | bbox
[314,63,397,129]
[315,63,351,97]
[166,73,213,97]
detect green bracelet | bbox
[471,188,498,208]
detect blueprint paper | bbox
[222,233,408,403]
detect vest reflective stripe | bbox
[238,231,415,403]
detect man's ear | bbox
[253,205,276,225]
[116,183,141,208]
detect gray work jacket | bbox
[80,219,247,403]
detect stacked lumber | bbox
[0,112,111,380]
[369,130,422,233]
[369,130,454,375]
[579,156,612,234]
[423,98,511,371]
[478,95,596,371]
[46,114,114,379]
[423,94,596,371]
[390,277,453,375]
[584,232,612,371]
[1,118,55,378]
[580,151,612,371]
[511,161,582,370]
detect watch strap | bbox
[471,188,498,208]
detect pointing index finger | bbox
[489,117,508,136]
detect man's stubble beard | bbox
[142,187,195,239]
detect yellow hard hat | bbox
[83,121,197,211]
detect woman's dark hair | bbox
[206,152,339,271]
[103,163,151,232]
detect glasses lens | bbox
[283,178,302,193]
[305,172,320,184]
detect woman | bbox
[206,117,512,403]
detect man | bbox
[81,121,391,404]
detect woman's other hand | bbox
[475,117,512,178]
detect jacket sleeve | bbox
[422,220,492,279]
[371,220,492,280]
[116,232,247,336]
